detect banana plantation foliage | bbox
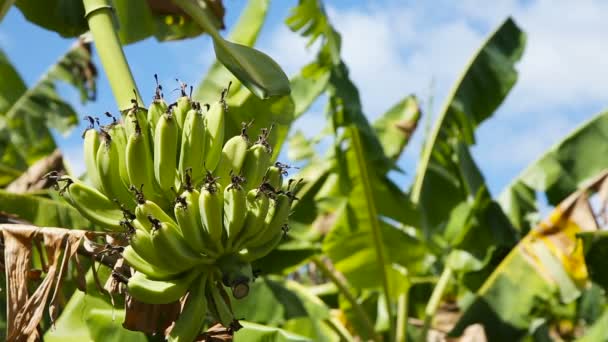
[1,0,608,341]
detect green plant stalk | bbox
[395,286,410,342]
[82,0,142,110]
[349,126,395,340]
[418,266,452,342]
[312,256,379,341]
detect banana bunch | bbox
[51,79,299,336]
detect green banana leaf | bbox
[0,189,91,228]
[372,95,420,161]
[235,321,312,342]
[411,17,526,235]
[577,307,608,342]
[13,0,224,44]
[0,41,96,186]
[194,0,270,101]
[578,230,608,291]
[499,111,608,233]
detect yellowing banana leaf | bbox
[411,18,526,235]
[500,111,608,233]
[13,0,224,44]
[450,172,606,341]
[373,95,420,162]
[194,0,270,101]
[0,41,96,186]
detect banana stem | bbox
[419,266,452,342]
[395,286,410,342]
[312,256,379,341]
[82,0,143,110]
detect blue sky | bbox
[1,0,607,198]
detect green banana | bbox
[127,269,200,304]
[232,188,270,251]
[82,127,102,191]
[207,279,234,328]
[178,103,207,183]
[174,83,192,130]
[223,178,247,249]
[123,102,150,147]
[149,217,210,272]
[154,112,179,194]
[199,176,225,254]
[174,187,217,258]
[264,162,289,191]
[168,273,209,342]
[125,220,166,270]
[105,123,131,189]
[203,96,226,172]
[247,192,292,248]
[242,134,272,190]
[122,246,181,281]
[147,75,168,135]
[96,128,136,210]
[132,189,177,233]
[126,122,167,207]
[214,130,249,189]
[217,254,253,299]
[242,229,284,262]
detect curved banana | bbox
[59,177,124,231]
[247,192,292,248]
[127,269,200,304]
[242,229,284,262]
[123,103,150,150]
[174,83,192,131]
[122,245,180,281]
[149,217,210,272]
[82,128,102,190]
[242,137,272,190]
[207,279,235,328]
[154,112,179,194]
[199,178,225,254]
[214,132,249,189]
[223,179,247,249]
[175,188,217,258]
[106,123,131,190]
[232,188,270,251]
[264,162,288,191]
[203,98,226,172]
[126,220,168,271]
[178,104,207,183]
[126,123,167,207]
[168,273,209,342]
[96,129,136,210]
[147,77,168,136]
[133,190,177,233]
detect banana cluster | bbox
[51,80,297,336]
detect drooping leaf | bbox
[194,0,270,101]
[410,18,526,236]
[450,184,599,341]
[500,111,608,233]
[578,230,608,292]
[0,41,96,186]
[14,0,225,44]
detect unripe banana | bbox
[168,273,209,342]
[232,188,270,251]
[207,280,234,328]
[199,178,225,254]
[214,131,249,189]
[123,103,150,147]
[96,129,136,210]
[179,104,207,183]
[127,269,200,304]
[154,112,179,194]
[242,229,284,262]
[224,178,247,249]
[247,192,292,248]
[126,123,167,207]
[174,87,192,131]
[124,220,167,271]
[105,123,131,189]
[174,188,217,258]
[203,99,226,172]
[59,177,124,231]
[149,217,211,272]
[264,162,288,191]
[122,246,181,281]
[82,128,103,190]
[148,82,168,136]
[132,189,177,233]
[242,138,272,190]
